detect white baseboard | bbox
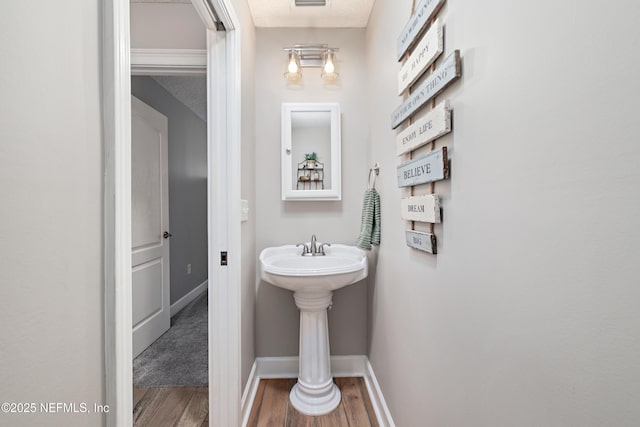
[170,280,208,317]
[240,360,259,427]
[364,359,396,427]
[241,355,393,427]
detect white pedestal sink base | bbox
[290,382,341,416]
[290,291,341,416]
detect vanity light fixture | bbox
[283,44,339,82]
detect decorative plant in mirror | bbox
[305,152,318,168]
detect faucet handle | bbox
[296,243,310,255]
[318,242,331,255]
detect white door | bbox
[131,96,170,358]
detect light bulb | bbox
[323,59,334,74]
[288,57,299,73]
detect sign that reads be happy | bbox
[398,19,444,95]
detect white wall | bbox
[230,0,258,390]
[366,0,640,426]
[130,3,206,49]
[0,2,105,426]
[254,28,370,357]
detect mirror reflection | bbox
[291,111,332,191]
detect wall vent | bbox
[295,0,327,6]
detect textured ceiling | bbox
[131,0,375,28]
[152,76,207,122]
[248,0,375,28]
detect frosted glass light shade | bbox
[284,51,302,81]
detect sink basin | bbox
[259,244,368,291]
[259,243,368,415]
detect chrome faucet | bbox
[310,234,318,255]
[296,242,310,256]
[297,234,331,256]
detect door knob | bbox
[163,231,172,239]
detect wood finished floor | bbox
[133,386,208,427]
[247,377,379,427]
[133,377,377,426]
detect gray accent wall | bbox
[365,0,640,426]
[255,28,370,357]
[132,76,208,305]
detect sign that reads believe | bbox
[401,194,441,223]
[397,147,449,188]
[391,50,461,129]
[396,100,451,155]
[398,19,443,95]
[406,230,437,254]
[397,0,446,61]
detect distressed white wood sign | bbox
[398,19,444,95]
[406,230,437,254]
[401,195,441,223]
[391,50,461,129]
[396,100,451,155]
[397,147,449,188]
[397,0,446,61]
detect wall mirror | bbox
[281,102,341,201]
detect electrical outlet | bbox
[187,264,192,275]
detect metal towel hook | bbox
[368,163,380,189]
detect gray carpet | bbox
[133,291,208,386]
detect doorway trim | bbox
[103,0,242,425]
[131,48,207,75]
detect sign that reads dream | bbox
[401,194,441,223]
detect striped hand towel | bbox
[356,188,381,250]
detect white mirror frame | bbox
[281,102,341,201]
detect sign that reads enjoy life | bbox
[398,19,444,95]
[391,50,461,129]
[396,100,451,155]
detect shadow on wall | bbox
[255,277,369,357]
[365,247,379,355]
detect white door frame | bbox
[102,1,242,426]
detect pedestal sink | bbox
[259,243,368,416]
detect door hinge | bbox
[220,251,228,266]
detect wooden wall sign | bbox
[396,100,451,155]
[397,0,446,61]
[397,147,449,188]
[405,230,437,254]
[391,50,461,129]
[398,19,443,95]
[401,195,441,223]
